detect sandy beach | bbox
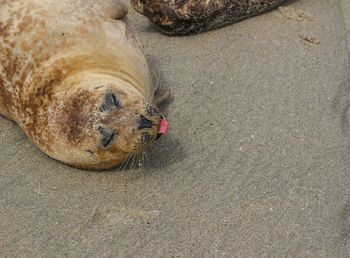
[1,0,350,256]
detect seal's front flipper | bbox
[88,0,128,20]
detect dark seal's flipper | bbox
[131,0,287,35]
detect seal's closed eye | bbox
[100,92,122,111]
[98,126,117,148]
[0,0,168,170]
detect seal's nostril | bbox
[138,115,153,129]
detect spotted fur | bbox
[0,0,167,169]
[131,0,287,35]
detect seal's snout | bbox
[138,115,154,129]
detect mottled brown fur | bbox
[131,0,287,35]
[0,0,166,169]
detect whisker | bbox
[142,151,146,167]
[126,152,136,170]
[137,153,143,169]
[143,151,151,168]
[137,151,146,168]
[119,152,133,171]
[131,152,138,169]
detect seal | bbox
[131,0,287,35]
[0,0,170,170]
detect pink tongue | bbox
[158,118,169,134]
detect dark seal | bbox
[131,0,287,35]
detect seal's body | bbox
[0,0,168,169]
[131,0,287,35]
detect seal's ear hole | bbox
[154,88,172,111]
[100,93,122,111]
[97,126,117,148]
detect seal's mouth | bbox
[156,116,169,140]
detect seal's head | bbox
[45,74,169,170]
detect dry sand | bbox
[1,0,350,256]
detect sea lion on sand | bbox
[0,0,170,170]
[131,0,287,35]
